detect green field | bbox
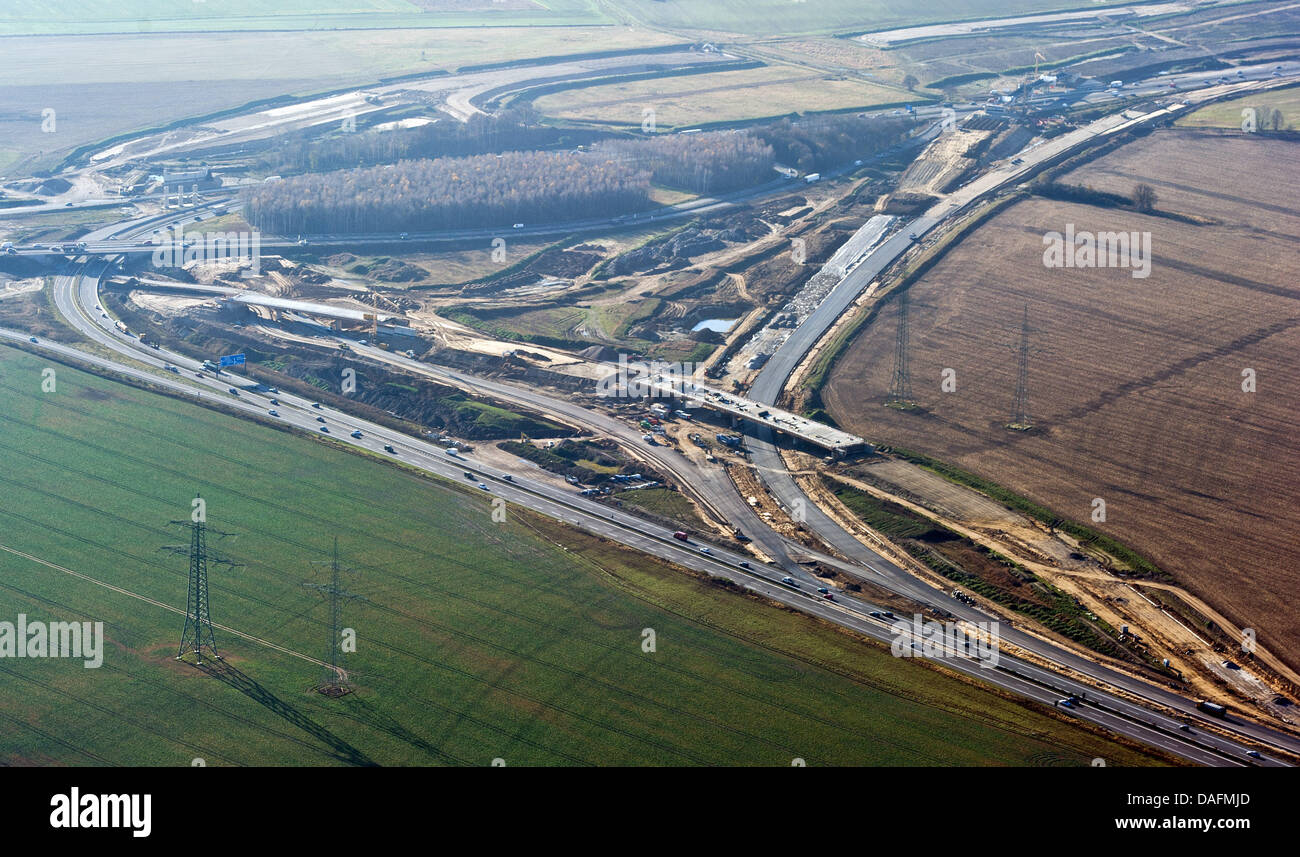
[1177,84,1300,130]
[0,344,1172,765]
[0,1,609,35]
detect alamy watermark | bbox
[890,614,1000,669]
[595,355,700,398]
[0,614,104,668]
[1043,224,1151,279]
[151,222,262,276]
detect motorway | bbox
[8,65,1300,765]
[25,196,1294,767]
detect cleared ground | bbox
[0,26,680,173]
[0,344,1167,766]
[604,0,1138,37]
[533,64,910,127]
[824,129,1300,674]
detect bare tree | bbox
[1132,183,1157,213]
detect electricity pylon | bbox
[164,495,237,665]
[887,290,915,408]
[1008,304,1037,431]
[305,537,364,697]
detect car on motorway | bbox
[319,426,329,433]
[269,398,279,405]
[738,561,750,569]
[781,576,797,586]
[822,593,834,601]
[28,336,37,343]
[512,223,524,229]
[164,365,178,373]
[700,547,712,555]
[350,430,362,438]
[195,372,204,379]
[316,416,326,423]
[463,471,474,479]
[267,408,279,416]
[1247,750,1262,759]
[816,587,829,595]
[311,402,321,409]
[477,483,489,491]
[383,444,395,453]
[227,387,239,396]
[1057,698,1075,708]
[502,474,513,481]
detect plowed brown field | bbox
[824,129,1300,672]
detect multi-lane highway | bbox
[27,198,1296,766]
[9,63,1300,765]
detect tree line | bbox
[243,150,651,234]
[262,109,611,174]
[242,114,918,235]
[750,113,914,172]
[591,132,775,194]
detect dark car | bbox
[383,445,395,453]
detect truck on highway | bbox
[1197,700,1229,718]
[672,531,690,542]
[114,320,130,335]
[803,172,821,183]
